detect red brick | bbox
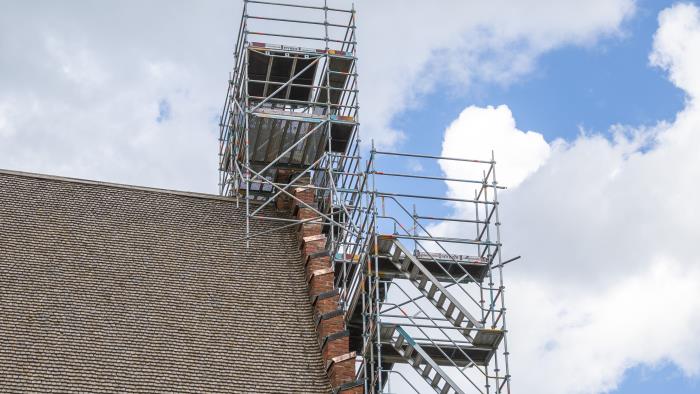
[329,358,356,386]
[297,207,320,220]
[318,315,344,340]
[275,195,290,211]
[293,186,315,203]
[307,255,331,274]
[292,187,358,391]
[309,271,334,296]
[298,222,323,238]
[314,294,339,315]
[300,235,326,252]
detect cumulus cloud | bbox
[435,3,700,393]
[439,105,550,195]
[0,1,237,192]
[0,0,634,190]
[650,3,700,100]
[357,0,635,148]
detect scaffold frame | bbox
[218,2,513,393]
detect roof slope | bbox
[0,170,331,393]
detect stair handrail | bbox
[384,370,422,393]
[385,281,493,380]
[379,195,490,284]
[394,326,468,394]
[391,238,483,330]
[375,204,488,312]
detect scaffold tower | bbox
[218,1,513,393]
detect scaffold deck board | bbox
[379,324,497,367]
[374,255,489,283]
[318,56,355,105]
[248,48,319,102]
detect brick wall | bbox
[290,185,362,394]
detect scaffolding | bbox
[218,1,512,393]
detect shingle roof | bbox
[0,169,331,393]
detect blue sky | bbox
[616,363,700,393]
[396,0,686,145]
[391,1,700,393]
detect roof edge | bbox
[0,168,234,202]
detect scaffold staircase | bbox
[373,235,483,339]
[382,325,466,394]
[330,146,512,392]
[365,234,505,392]
[220,1,512,392]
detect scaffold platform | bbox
[219,2,512,392]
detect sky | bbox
[2,1,700,393]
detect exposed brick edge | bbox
[293,201,320,216]
[326,351,356,371]
[291,185,361,393]
[307,268,334,284]
[306,250,332,263]
[320,330,350,351]
[315,308,344,328]
[300,233,326,250]
[311,288,340,306]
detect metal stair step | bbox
[417,275,428,289]
[380,324,397,339]
[436,293,447,308]
[445,303,455,317]
[440,383,451,394]
[411,354,423,367]
[422,364,433,378]
[389,326,466,394]
[394,333,405,349]
[454,312,465,326]
[427,284,438,298]
[409,265,420,279]
[381,237,484,339]
[400,257,411,271]
[431,373,442,387]
[403,345,415,359]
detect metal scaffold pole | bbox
[218,2,514,393]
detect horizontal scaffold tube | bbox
[247,31,356,45]
[376,191,497,205]
[371,170,504,188]
[246,15,355,29]
[373,149,495,164]
[245,0,354,13]
[390,233,500,247]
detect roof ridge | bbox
[0,168,234,202]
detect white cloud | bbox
[650,3,700,100]
[439,105,550,196]
[357,0,635,148]
[435,3,700,393]
[510,258,700,393]
[0,1,234,192]
[0,0,634,191]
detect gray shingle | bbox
[0,170,331,393]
